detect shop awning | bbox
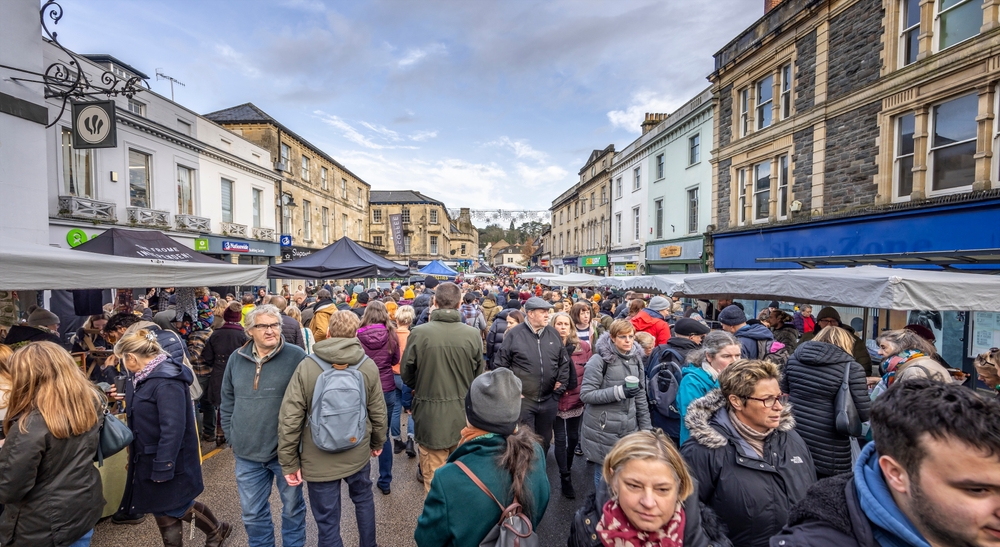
[678,266,1000,311]
[755,248,1000,270]
[0,241,267,290]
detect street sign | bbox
[72,100,117,149]
[280,234,292,247]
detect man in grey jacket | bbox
[221,305,307,547]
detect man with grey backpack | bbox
[277,310,388,547]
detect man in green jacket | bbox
[277,310,387,547]
[401,282,486,494]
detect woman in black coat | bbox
[115,329,231,547]
[781,327,871,478]
[200,302,248,444]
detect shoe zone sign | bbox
[72,101,117,149]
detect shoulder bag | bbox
[95,408,133,467]
[455,461,539,547]
[834,361,863,462]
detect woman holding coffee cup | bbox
[580,319,652,487]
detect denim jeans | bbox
[392,374,414,439]
[307,462,377,547]
[377,390,396,490]
[234,456,306,547]
[67,529,93,547]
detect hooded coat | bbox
[557,340,592,412]
[769,473,876,547]
[309,299,337,342]
[579,332,652,465]
[357,323,400,393]
[782,341,871,477]
[200,323,248,407]
[677,365,718,446]
[630,309,672,346]
[484,309,511,367]
[681,390,816,547]
[799,324,874,375]
[734,322,775,360]
[480,299,500,327]
[119,358,204,515]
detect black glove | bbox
[623,385,642,399]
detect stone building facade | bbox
[204,103,373,256]
[708,0,1000,273]
[368,190,478,267]
[548,145,615,275]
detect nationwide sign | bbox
[389,214,404,255]
[223,241,251,253]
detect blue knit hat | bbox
[718,305,747,326]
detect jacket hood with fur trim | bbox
[593,331,645,364]
[683,389,796,450]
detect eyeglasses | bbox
[615,335,635,341]
[253,323,281,332]
[817,318,838,324]
[745,394,789,408]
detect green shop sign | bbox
[66,228,100,248]
[580,254,608,267]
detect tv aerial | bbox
[155,69,186,101]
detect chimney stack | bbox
[764,0,783,13]
[640,112,668,135]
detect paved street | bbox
[91,436,591,546]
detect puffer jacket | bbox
[681,390,816,547]
[309,300,337,342]
[772,323,801,351]
[412,290,433,325]
[280,313,305,349]
[357,323,400,393]
[495,322,570,403]
[799,324,873,375]
[558,340,592,412]
[484,309,511,368]
[480,299,500,327]
[630,309,671,346]
[782,341,871,477]
[580,332,652,464]
[0,406,103,547]
[734,322,775,360]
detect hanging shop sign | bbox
[389,214,405,255]
[659,246,682,258]
[72,100,117,149]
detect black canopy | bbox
[526,265,546,272]
[267,237,409,279]
[75,228,225,263]
[474,264,494,274]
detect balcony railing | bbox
[58,195,116,223]
[220,222,247,238]
[174,214,211,233]
[126,206,169,227]
[252,226,276,241]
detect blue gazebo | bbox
[418,260,459,279]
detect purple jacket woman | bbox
[357,324,401,393]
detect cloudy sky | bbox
[56,0,761,221]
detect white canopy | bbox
[0,241,268,290]
[517,271,552,280]
[615,275,688,295]
[536,273,619,288]
[679,266,1000,311]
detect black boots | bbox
[405,438,416,458]
[560,473,576,499]
[155,501,232,547]
[393,438,406,454]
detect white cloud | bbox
[359,121,402,142]
[214,43,260,78]
[485,136,548,163]
[606,88,683,133]
[279,0,325,12]
[314,111,419,150]
[397,43,447,68]
[409,130,438,142]
[514,163,569,188]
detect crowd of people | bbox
[0,277,997,547]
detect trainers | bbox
[111,512,146,525]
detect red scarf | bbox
[597,500,685,547]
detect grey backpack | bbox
[307,354,368,453]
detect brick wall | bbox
[718,84,734,148]
[827,0,884,102]
[792,126,814,208]
[794,30,816,112]
[716,158,733,230]
[823,101,881,212]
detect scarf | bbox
[459,425,495,446]
[881,350,925,386]
[727,409,771,458]
[854,442,930,547]
[597,499,685,547]
[700,361,720,381]
[460,303,479,326]
[133,353,168,386]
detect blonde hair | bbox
[0,344,12,378]
[5,342,103,438]
[812,325,855,355]
[719,359,783,402]
[609,319,635,338]
[603,430,694,501]
[284,306,302,324]
[113,329,163,359]
[634,331,655,351]
[395,305,416,327]
[327,310,360,339]
[549,312,579,350]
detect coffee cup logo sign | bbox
[71,101,117,149]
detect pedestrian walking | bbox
[718,304,775,360]
[646,317,711,444]
[630,295,672,346]
[580,320,652,487]
[869,328,942,400]
[414,368,550,547]
[283,306,313,354]
[484,302,520,368]
[356,300,401,495]
[114,330,231,547]
[798,307,873,374]
[550,311,590,499]
[0,342,104,547]
[676,330,740,445]
[392,305,416,458]
[220,305,307,547]
[782,326,871,479]
[412,276,438,327]
[400,282,486,493]
[277,311,387,547]
[270,296,305,350]
[682,359,816,547]
[201,302,247,446]
[495,296,570,454]
[309,290,336,343]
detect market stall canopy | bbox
[679,266,1000,311]
[0,241,267,290]
[417,260,459,279]
[468,265,494,278]
[518,271,554,281]
[538,273,618,288]
[267,236,409,279]
[616,275,687,295]
[74,228,225,263]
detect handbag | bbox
[95,408,133,467]
[455,461,539,547]
[834,361,863,438]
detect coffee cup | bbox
[624,375,639,389]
